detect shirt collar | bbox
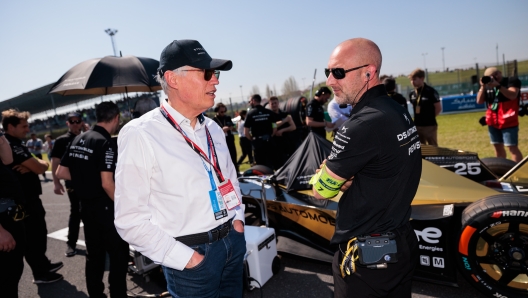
[353,84,389,111]
[4,133,22,145]
[161,99,205,128]
[93,125,112,140]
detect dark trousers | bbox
[81,202,129,298]
[162,227,246,298]
[252,137,275,169]
[226,135,238,173]
[66,188,81,248]
[0,219,26,298]
[237,136,253,164]
[24,196,52,277]
[332,222,418,298]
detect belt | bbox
[338,222,411,252]
[175,218,233,246]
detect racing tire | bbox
[242,165,274,177]
[457,194,528,298]
[481,157,517,177]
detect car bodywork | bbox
[239,134,528,297]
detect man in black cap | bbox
[51,112,84,257]
[244,94,280,169]
[2,109,63,284]
[57,102,129,298]
[306,86,333,139]
[114,40,246,298]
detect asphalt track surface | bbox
[16,176,486,298]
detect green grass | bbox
[234,112,528,172]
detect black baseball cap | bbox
[67,112,81,119]
[157,40,232,77]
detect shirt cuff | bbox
[162,241,195,271]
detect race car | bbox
[239,132,528,298]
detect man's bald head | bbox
[326,38,383,105]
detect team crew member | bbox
[57,102,129,298]
[0,129,26,297]
[383,76,409,111]
[476,67,523,162]
[306,87,333,139]
[114,39,246,298]
[314,38,421,297]
[2,109,63,284]
[244,94,280,169]
[268,96,296,169]
[409,68,441,146]
[51,112,84,257]
[236,110,254,165]
[213,102,238,173]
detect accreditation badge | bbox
[218,179,241,210]
[209,189,228,220]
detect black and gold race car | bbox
[239,133,528,298]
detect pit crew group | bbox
[0,36,523,298]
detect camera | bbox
[481,76,494,84]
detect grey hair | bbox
[154,67,187,93]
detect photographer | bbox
[0,129,26,297]
[476,67,523,162]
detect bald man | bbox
[312,38,421,297]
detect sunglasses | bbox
[325,64,369,79]
[181,69,220,81]
[68,120,82,124]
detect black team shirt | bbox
[50,131,78,188]
[306,99,326,138]
[60,125,117,203]
[244,105,280,138]
[326,85,422,244]
[409,83,440,127]
[5,133,42,199]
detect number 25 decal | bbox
[454,162,481,175]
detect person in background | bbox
[268,96,296,169]
[382,76,408,112]
[2,109,63,284]
[42,134,54,161]
[327,98,351,132]
[306,87,334,139]
[57,102,128,298]
[213,102,238,173]
[27,133,48,181]
[0,128,26,297]
[409,68,441,146]
[236,110,254,166]
[51,112,84,257]
[476,67,523,162]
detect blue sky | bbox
[1,0,527,105]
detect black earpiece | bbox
[366,73,371,78]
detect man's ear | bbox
[164,71,179,90]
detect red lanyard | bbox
[160,106,225,182]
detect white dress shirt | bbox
[114,99,244,271]
[327,99,352,129]
[237,118,245,137]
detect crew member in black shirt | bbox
[2,109,63,284]
[57,102,129,298]
[382,76,408,111]
[212,102,238,173]
[409,68,441,146]
[268,96,296,169]
[0,129,26,297]
[51,112,84,257]
[244,94,279,169]
[306,87,333,139]
[314,38,421,297]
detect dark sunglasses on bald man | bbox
[325,64,369,80]
[68,119,82,124]
[181,69,220,81]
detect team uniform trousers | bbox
[252,137,275,169]
[416,125,438,146]
[237,136,253,164]
[66,188,81,248]
[332,222,418,298]
[24,195,52,277]
[0,218,25,298]
[80,198,129,298]
[162,227,246,298]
